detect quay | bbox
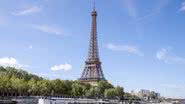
[0,96,180,104]
[38,98,118,104]
[0,100,17,104]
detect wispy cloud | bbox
[34,25,64,35]
[51,63,72,71]
[12,6,41,16]
[0,57,28,68]
[179,1,185,12]
[157,0,171,10]
[122,0,137,19]
[138,0,170,22]
[122,0,171,22]
[135,11,159,22]
[107,43,143,56]
[156,48,185,64]
[28,45,33,49]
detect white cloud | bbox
[12,6,41,16]
[107,43,143,56]
[51,63,72,71]
[34,25,63,35]
[179,2,185,12]
[0,57,28,68]
[29,45,33,49]
[156,48,185,64]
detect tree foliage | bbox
[0,66,126,99]
[104,86,124,99]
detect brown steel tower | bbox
[79,4,106,85]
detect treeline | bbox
[0,66,125,99]
[0,67,141,99]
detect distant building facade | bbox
[131,89,160,100]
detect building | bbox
[79,4,106,86]
[131,89,160,100]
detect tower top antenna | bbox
[93,0,96,11]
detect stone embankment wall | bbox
[12,98,38,104]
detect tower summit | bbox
[79,2,106,85]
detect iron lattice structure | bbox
[79,7,106,83]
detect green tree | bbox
[71,83,84,96]
[104,88,117,99]
[28,79,38,95]
[11,76,28,96]
[51,79,65,96]
[63,80,73,95]
[0,76,10,96]
[97,81,113,97]
[36,80,51,96]
[0,66,127,98]
[115,86,124,98]
[86,87,99,98]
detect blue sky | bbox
[0,0,185,98]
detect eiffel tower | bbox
[79,3,106,85]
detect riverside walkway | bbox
[38,98,119,104]
[0,96,144,104]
